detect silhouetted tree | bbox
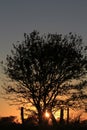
[2,30,87,124]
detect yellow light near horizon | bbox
[54,110,60,119]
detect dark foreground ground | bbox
[0,122,87,130]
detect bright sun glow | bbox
[45,111,50,118]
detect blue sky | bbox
[0,0,87,119]
[0,0,87,61]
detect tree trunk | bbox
[38,110,43,125]
[50,111,57,126]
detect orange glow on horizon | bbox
[0,97,87,123]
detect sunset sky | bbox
[0,0,87,122]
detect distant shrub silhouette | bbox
[0,116,16,125]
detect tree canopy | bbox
[2,30,87,124]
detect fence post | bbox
[21,107,24,125]
[66,107,69,124]
[60,107,64,124]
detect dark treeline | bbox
[0,116,87,130]
[0,122,87,130]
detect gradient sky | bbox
[0,0,87,121]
